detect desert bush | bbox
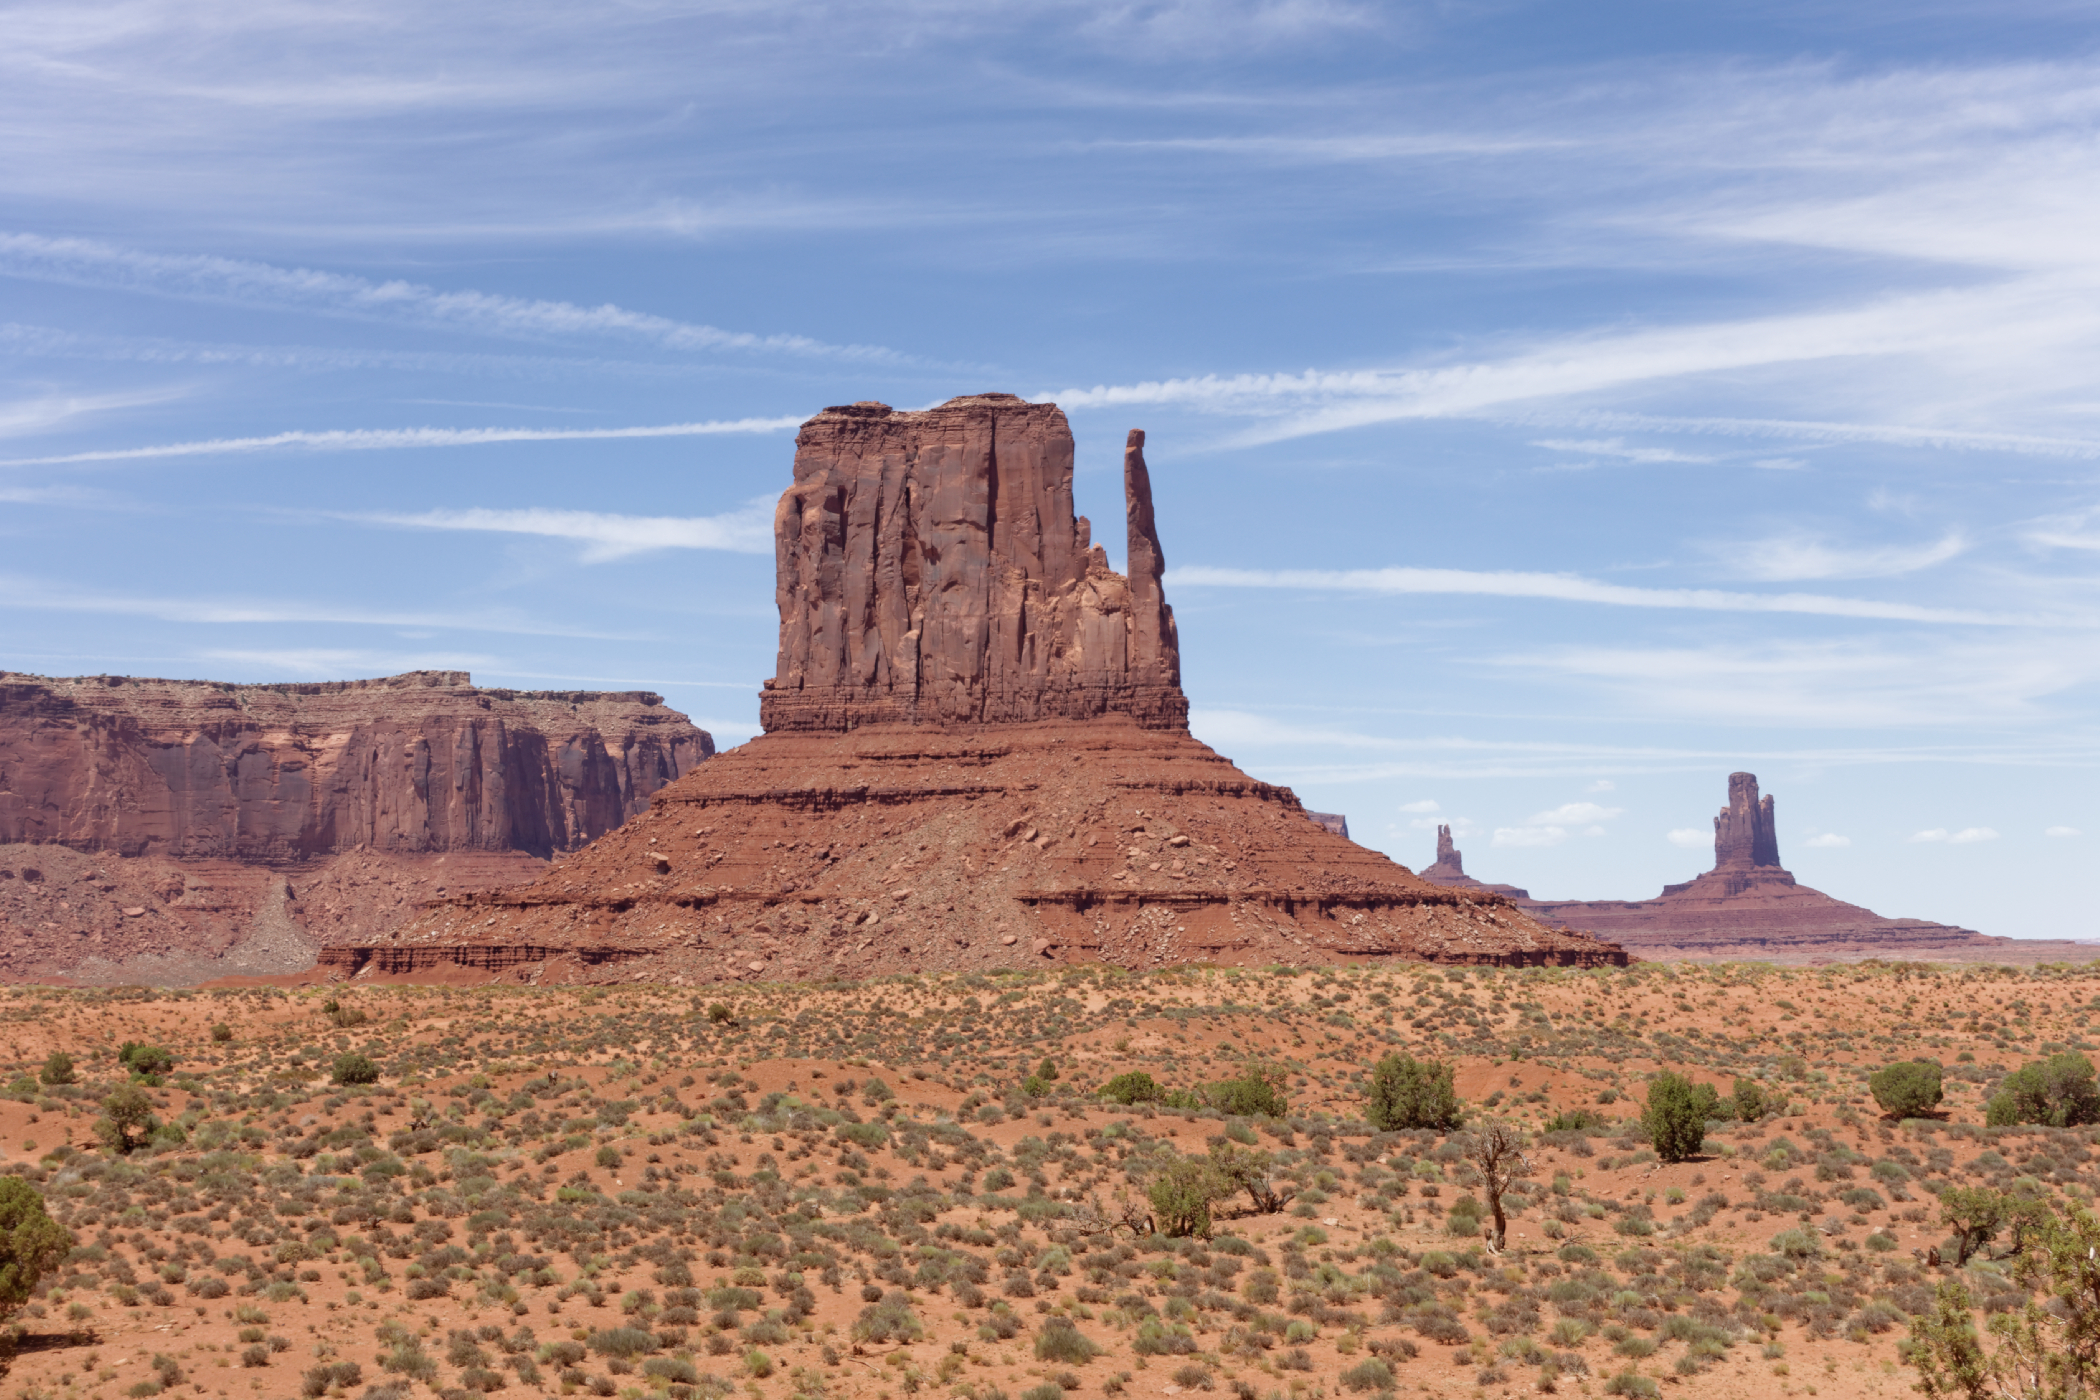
[853,1291,922,1344]
[95,1083,160,1154]
[117,1043,174,1078]
[1098,1072,1165,1105]
[1366,1053,1463,1131]
[1987,1053,2100,1127]
[1339,1359,1394,1393]
[1868,1061,1943,1118]
[210,1023,233,1043]
[405,1279,449,1301]
[38,1051,74,1086]
[1640,1073,1716,1164]
[588,1328,657,1359]
[301,1362,364,1397]
[332,1052,380,1086]
[595,1145,623,1169]
[1034,1317,1100,1364]
[0,1179,71,1321]
[1541,1107,1606,1133]
[1201,1064,1288,1118]
[1730,1078,1769,1122]
[1148,1158,1228,1239]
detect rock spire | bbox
[1714,771,1781,870]
[761,395,1187,732]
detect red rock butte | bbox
[1422,771,2074,964]
[0,671,710,982]
[342,395,1627,984]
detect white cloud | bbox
[198,648,497,679]
[1706,532,1967,582]
[1909,827,2000,844]
[0,415,804,468]
[0,572,623,637]
[1530,437,1714,464]
[1803,832,1852,848]
[352,504,774,561]
[1665,828,1709,849]
[1397,799,1440,813]
[0,233,908,362]
[0,387,188,439]
[1527,802,1623,825]
[2047,826,2082,837]
[1167,564,2045,627]
[1586,780,1615,793]
[1492,826,1566,848]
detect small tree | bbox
[1202,1063,1288,1118]
[1207,1141,1295,1215]
[1035,1058,1059,1082]
[1730,1078,1767,1122]
[0,1178,72,1321]
[38,1051,74,1087]
[95,1082,159,1154]
[1869,1060,1944,1119]
[1641,1072,1712,1164]
[331,1052,380,1086]
[1098,1071,1165,1105]
[1905,1201,2100,1398]
[1148,1157,1227,1239]
[1940,1185,2012,1267]
[117,1042,174,1079]
[210,1023,233,1044]
[1988,1052,2100,1128]
[1366,1052,1463,1131]
[1458,1118,1530,1253]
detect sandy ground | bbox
[0,956,2093,1400]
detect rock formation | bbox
[1307,813,1350,838]
[1420,772,2074,964]
[346,397,1627,983]
[0,672,711,982]
[763,397,1185,731]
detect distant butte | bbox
[0,671,710,983]
[1420,771,2086,964]
[348,395,1628,983]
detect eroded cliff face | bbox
[0,671,711,860]
[762,395,1187,731]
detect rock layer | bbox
[762,396,1186,732]
[348,399,1627,983]
[1420,772,2065,963]
[0,672,711,981]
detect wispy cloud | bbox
[1706,532,1968,582]
[0,573,626,638]
[0,233,909,362]
[1527,802,1622,825]
[1909,827,2000,844]
[1530,437,1715,465]
[1396,798,1439,813]
[197,648,497,679]
[0,416,804,468]
[1492,825,1567,848]
[1803,832,1852,848]
[1167,564,2046,626]
[1665,828,1709,849]
[2047,826,2083,837]
[351,503,775,561]
[0,387,187,439]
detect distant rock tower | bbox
[1427,824,1465,879]
[1714,772,1781,869]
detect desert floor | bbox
[0,956,2092,1400]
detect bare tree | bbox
[1460,1118,1530,1254]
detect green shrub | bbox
[1987,1053,2100,1127]
[1365,1052,1463,1131]
[852,1291,922,1344]
[38,1051,74,1087]
[1339,1359,1395,1393]
[117,1043,174,1079]
[1200,1065,1288,1118]
[706,1002,733,1024]
[595,1145,623,1169]
[1148,1158,1227,1239]
[1021,1076,1053,1098]
[1868,1060,1943,1118]
[1730,1078,1768,1122]
[1603,1371,1659,1397]
[94,1083,159,1154]
[1640,1072,1714,1164]
[1021,1385,1064,1400]
[587,1328,657,1359]
[1034,1316,1100,1364]
[210,1023,233,1043]
[299,1362,363,1398]
[0,1178,72,1320]
[837,1121,888,1149]
[330,1052,379,1086]
[1036,1058,1059,1082]
[1098,1071,1165,1105]
[1542,1107,1607,1132]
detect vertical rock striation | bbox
[1714,771,1781,870]
[762,395,1187,732]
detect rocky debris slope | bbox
[0,673,711,982]
[1423,772,2073,964]
[342,397,1628,984]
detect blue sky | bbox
[4,1,2098,939]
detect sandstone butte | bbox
[0,671,710,982]
[1421,770,2090,964]
[341,394,1628,984]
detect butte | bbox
[328,394,1627,984]
[1423,771,2084,965]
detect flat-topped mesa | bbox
[1714,771,1781,870]
[760,395,1188,732]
